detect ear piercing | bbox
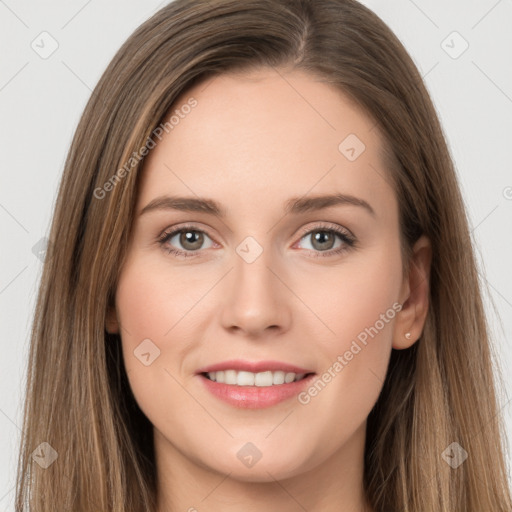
[405,332,412,340]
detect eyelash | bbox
[157,223,356,259]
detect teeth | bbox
[206,370,308,386]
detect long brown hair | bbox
[15,0,512,510]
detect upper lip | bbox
[196,359,315,375]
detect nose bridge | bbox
[220,236,290,334]
[233,237,280,309]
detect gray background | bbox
[1,0,511,508]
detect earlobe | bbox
[105,306,120,334]
[392,235,432,349]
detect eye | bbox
[295,224,356,257]
[158,225,215,258]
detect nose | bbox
[220,244,292,338]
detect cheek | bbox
[116,275,161,338]
[309,241,402,346]
[306,243,403,399]
[282,248,402,470]
[113,262,189,412]
[337,264,399,344]
[115,258,198,344]
[295,251,401,439]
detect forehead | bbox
[138,67,396,221]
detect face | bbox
[107,67,425,484]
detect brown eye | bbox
[178,230,205,251]
[159,226,215,257]
[309,230,337,251]
[295,225,356,258]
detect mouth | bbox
[195,359,317,408]
[197,362,317,409]
[201,369,315,386]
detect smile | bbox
[198,372,317,409]
[203,369,312,386]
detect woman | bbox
[15,0,512,510]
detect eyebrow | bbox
[139,193,376,218]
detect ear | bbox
[105,305,120,334]
[393,235,432,349]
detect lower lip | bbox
[198,373,316,409]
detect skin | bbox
[106,66,431,512]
